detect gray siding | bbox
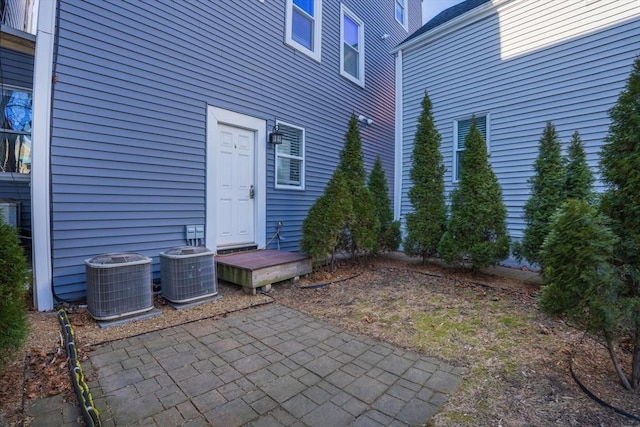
[399,0,640,262]
[0,46,32,87]
[0,47,33,232]
[51,0,421,299]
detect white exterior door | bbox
[206,107,266,250]
[216,124,255,247]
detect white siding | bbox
[400,0,640,252]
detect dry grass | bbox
[272,257,640,426]
[1,254,639,426]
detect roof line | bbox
[393,0,498,53]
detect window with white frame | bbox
[395,0,408,30]
[340,5,365,86]
[275,122,305,189]
[286,0,323,61]
[1,86,32,175]
[453,115,489,182]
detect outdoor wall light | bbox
[269,124,284,144]
[357,114,374,126]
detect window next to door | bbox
[285,0,323,62]
[0,86,32,178]
[275,122,305,190]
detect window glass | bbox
[340,5,364,86]
[343,14,359,79]
[276,123,305,189]
[287,0,322,61]
[395,0,404,24]
[455,115,488,181]
[292,10,313,50]
[1,88,32,174]
[294,0,314,16]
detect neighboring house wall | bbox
[397,0,640,260]
[47,0,421,301]
[0,46,33,232]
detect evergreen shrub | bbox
[337,114,378,258]
[438,117,509,269]
[0,215,29,369]
[403,92,447,263]
[516,121,566,266]
[368,156,401,253]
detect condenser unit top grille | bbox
[161,246,213,259]
[85,252,150,268]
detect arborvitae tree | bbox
[438,117,509,269]
[0,217,29,369]
[565,130,594,201]
[538,199,627,387]
[337,114,378,258]
[516,122,566,266]
[368,156,401,253]
[598,55,640,390]
[403,91,447,263]
[301,169,353,270]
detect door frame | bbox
[206,106,266,251]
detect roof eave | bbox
[392,0,514,55]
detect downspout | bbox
[31,0,57,311]
[393,50,403,222]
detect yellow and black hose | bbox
[57,309,102,427]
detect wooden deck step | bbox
[216,249,312,294]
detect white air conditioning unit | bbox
[0,199,19,228]
[85,253,153,320]
[160,246,217,303]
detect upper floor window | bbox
[275,122,305,190]
[395,0,408,30]
[453,114,490,182]
[1,87,32,175]
[286,0,323,62]
[340,5,365,87]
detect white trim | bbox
[31,0,57,311]
[395,0,408,31]
[339,4,365,87]
[206,107,266,251]
[274,120,306,191]
[393,51,403,221]
[393,0,516,54]
[285,0,323,62]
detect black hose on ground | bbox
[569,341,640,423]
[298,272,362,289]
[90,297,275,348]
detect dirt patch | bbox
[1,254,639,426]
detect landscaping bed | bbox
[1,254,639,426]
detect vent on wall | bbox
[160,246,217,304]
[85,253,153,320]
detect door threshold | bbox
[217,245,258,255]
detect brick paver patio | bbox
[30,304,464,426]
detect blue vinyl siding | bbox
[50,0,421,299]
[399,0,639,263]
[0,47,33,231]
